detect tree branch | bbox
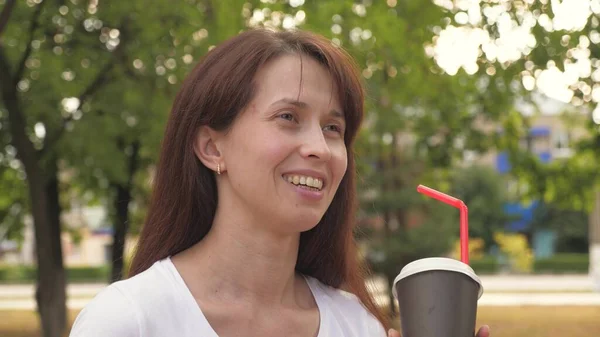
[0,45,38,171]
[126,140,141,190]
[42,57,117,153]
[13,0,46,87]
[42,19,132,152]
[0,0,16,37]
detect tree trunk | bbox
[29,163,67,337]
[1,46,66,337]
[110,140,140,282]
[590,190,600,292]
[110,184,132,282]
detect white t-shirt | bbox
[69,258,386,337]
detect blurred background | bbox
[1,0,600,336]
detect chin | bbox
[285,211,324,233]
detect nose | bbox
[299,126,332,161]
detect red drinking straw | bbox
[416,185,469,265]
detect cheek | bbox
[249,131,292,168]
[332,144,348,181]
[264,141,290,162]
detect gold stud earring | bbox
[217,163,221,175]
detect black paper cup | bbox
[392,257,483,337]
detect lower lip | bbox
[283,179,324,201]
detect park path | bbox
[1,274,598,310]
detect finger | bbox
[387,328,401,337]
[475,325,490,337]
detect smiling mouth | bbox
[282,174,324,191]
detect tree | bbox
[430,0,600,277]
[0,1,528,333]
[0,2,121,335]
[299,0,518,314]
[435,0,600,288]
[58,0,248,283]
[530,201,589,253]
[450,165,515,249]
[0,161,27,245]
[0,0,249,335]
[431,2,600,203]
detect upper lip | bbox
[282,169,327,188]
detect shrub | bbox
[534,253,589,274]
[470,255,500,274]
[494,232,534,273]
[0,265,109,283]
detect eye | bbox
[323,124,343,134]
[278,112,296,122]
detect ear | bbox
[193,125,225,174]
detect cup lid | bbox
[392,257,484,300]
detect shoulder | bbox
[69,282,140,337]
[69,259,176,337]
[305,276,387,336]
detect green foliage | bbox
[441,0,600,210]
[2,0,516,236]
[450,165,516,249]
[365,199,457,278]
[439,253,590,275]
[451,237,486,261]
[66,265,109,282]
[0,0,526,333]
[0,0,255,227]
[533,253,590,274]
[470,255,500,275]
[0,265,109,284]
[7,0,596,310]
[494,232,535,273]
[530,202,589,253]
[301,1,515,169]
[52,0,245,227]
[0,265,37,283]
[496,111,598,212]
[2,253,586,283]
[0,163,27,243]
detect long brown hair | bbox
[129,28,389,329]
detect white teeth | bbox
[311,179,318,189]
[283,174,323,190]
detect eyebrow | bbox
[271,97,344,119]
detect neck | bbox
[180,210,302,305]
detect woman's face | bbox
[217,54,348,234]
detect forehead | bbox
[251,54,342,112]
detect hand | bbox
[387,325,490,337]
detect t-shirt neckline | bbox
[162,257,219,337]
[162,256,325,337]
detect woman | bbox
[69,29,490,337]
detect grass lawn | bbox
[475,306,600,337]
[1,306,599,337]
